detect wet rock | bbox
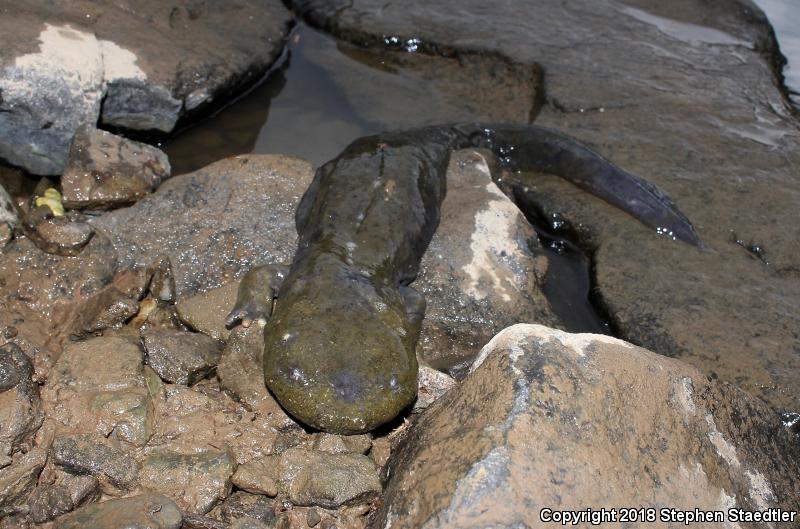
[239,448,381,509]
[219,492,276,526]
[28,482,73,523]
[230,518,270,529]
[149,256,177,303]
[81,289,140,333]
[0,343,43,460]
[311,434,371,456]
[230,459,279,498]
[175,281,238,342]
[60,472,101,509]
[49,334,144,392]
[61,126,170,210]
[29,472,101,522]
[181,512,229,529]
[139,449,236,514]
[306,509,321,527]
[148,384,281,464]
[0,230,117,358]
[53,434,139,491]
[217,323,265,405]
[113,266,153,301]
[0,183,16,247]
[91,155,313,299]
[217,324,295,430]
[42,334,154,446]
[101,80,183,133]
[0,448,47,516]
[416,150,558,378]
[142,329,223,385]
[0,514,31,529]
[373,324,800,528]
[289,0,800,414]
[52,493,182,529]
[25,213,94,257]
[0,1,292,175]
[414,364,456,411]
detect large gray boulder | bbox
[0,0,292,174]
[373,324,800,528]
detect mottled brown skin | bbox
[228,123,699,434]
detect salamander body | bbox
[228,123,699,434]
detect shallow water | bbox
[754,0,800,105]
[165,23,539,172]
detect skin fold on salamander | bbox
[226,123,700,435]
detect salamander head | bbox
[263,276,418,434]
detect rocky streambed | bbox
[1,0,800,528]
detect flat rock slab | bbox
[91,155,313,299]
[288,0,800,412]
[373,324,800,528]
[0,0,292,175]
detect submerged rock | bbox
[52,493,182,529]
[373,324,800,528]
[416,149,558,377]
[61,126,170,210]
[142,328,222,385]
[0,1,292,175]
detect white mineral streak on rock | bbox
[745,469,775,512]
[461,159,525,303]
[99,39,147,82]
[0,23,146,127]
[674,376,696,417]
[705,414,741,468]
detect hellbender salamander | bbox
[227,123,699,434]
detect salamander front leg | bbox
[225,264,290,329]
